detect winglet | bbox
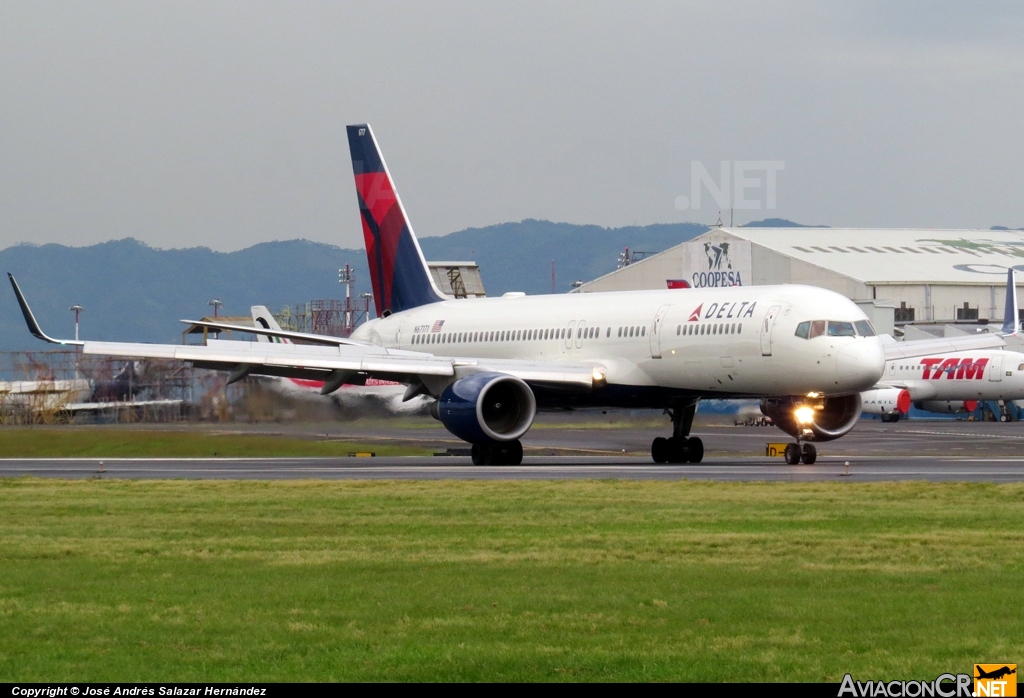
[7,273,84,346]
[1002,268,1019,336]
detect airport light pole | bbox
[208,299,223,317]
[69,305,83,342]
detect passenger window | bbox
[795,321,810,339]
[641,326,646,336]
[828,321,856,337]
[809,320,826,338]
[606,327,611,338]
[738,323,742,334]
[854,320,876,337]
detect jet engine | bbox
[761,393,863,442]
[861,388,911,420]
[434,372,537,444]
[914,400,978,414]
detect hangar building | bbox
[575,227,1024,336]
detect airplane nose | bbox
[835,340,885,390]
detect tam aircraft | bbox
[861,269,1023,422]
[7,124,998,465]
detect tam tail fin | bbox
[347,124,445,317]
[251,305,290,344]
[1002,268,1019,335]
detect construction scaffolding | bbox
[0,350,196,424]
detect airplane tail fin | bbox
[1002,268,1019,335]
[251,305,290,344]
[347,124,445,318]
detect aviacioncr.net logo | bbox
[839,673,973,697]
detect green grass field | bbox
[1,478,1022,681]
[0,428,429,457]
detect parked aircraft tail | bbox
[1002,268,1019,335]
[346,124,445,318]
[251,306,290,344]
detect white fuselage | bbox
[881,349,1024,401]
[351,285,885,400]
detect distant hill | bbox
[0,220,708,351]
[742,218,830,228]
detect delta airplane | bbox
[861,270,1022,422]
[6,124,1001,465]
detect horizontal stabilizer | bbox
[180,319,369,347]
[883,333,1005,362]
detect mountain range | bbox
[0,219,715,351]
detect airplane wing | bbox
[10,271,599,394]
[80,338,599,390]
[880,332,1005,361]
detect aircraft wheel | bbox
[667,436,688,464]
[800,443,817,465]
[507,440,523,466]
[471,443,485,465]
[651,437,669,464]
[784,443,801,465]
[687,437,704,463]
[486,443,511,466]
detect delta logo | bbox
[688,301,757,322]
[975,664,1017,697]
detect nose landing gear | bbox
[651,400,704,464]
[783,442,816,465]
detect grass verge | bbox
[0,428,430,458]
[1,479,1022,681]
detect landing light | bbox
[794,405,816,425]
[592,369,607,388]
[806,391,820,398]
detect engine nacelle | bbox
[914,400,978,414]
[436,372,537,443]
[761,393,863,442]
[861,388,911,415]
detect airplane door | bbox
[989,354,1004,382]
[565,321,576,350]
[650,304,672,359]
[760,305,782,356]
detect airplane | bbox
[860,269,1022,422]
[6,123,1002,466]
[975,666,1016,681]
[248,305,429,413]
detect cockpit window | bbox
[795,321,810,339]
[809,320,826,338]
[828,321,856,337]
[854,320,876,337]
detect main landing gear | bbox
[651,401,704,464]
[784,442,816,465]
[471,440,523,466]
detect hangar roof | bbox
[718,227,1024,285]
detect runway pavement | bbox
[3,420,1024,482]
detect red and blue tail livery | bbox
[347,124,445,317]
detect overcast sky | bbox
[2,1,1024,251]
